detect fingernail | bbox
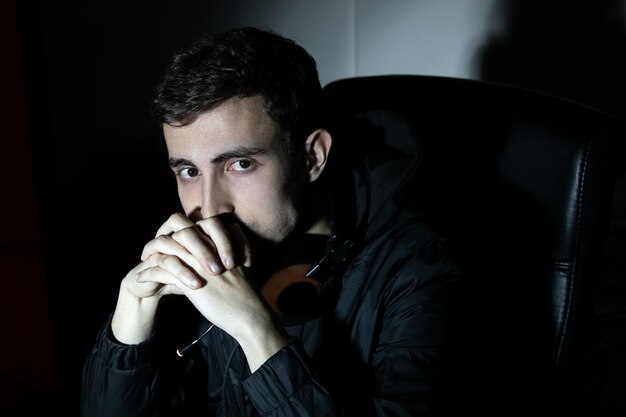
[224,256,234,269]
[209,263,221,273]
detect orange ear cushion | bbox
[261,264,322,324]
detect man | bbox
[81,26,465,417]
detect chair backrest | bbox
[323,75,624,416]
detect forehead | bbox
[163,96,282,157]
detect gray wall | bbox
[181,0,504,85]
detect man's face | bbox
[163,95,303,245]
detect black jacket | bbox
[81,110,467,417]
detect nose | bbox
[199,175,234,219]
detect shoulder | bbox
[365,212,463,276]
[347,216,467,303]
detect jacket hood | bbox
[327,110,424,244]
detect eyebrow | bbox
[168,146,269,168]
[209,146,269,163]
[168,157,196,169]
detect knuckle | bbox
[135,268,150,282]
[154,234,173,246]
[159,253,178,268]
[175,227,195,239]
[170,212,188,223]
[160,212,193,233]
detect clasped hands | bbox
[136,212,252,294]
[116,212,279,348]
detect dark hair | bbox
[152,27,324,150]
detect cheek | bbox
[244,185,291,215]
[176,185,199,216]
[235,177,298,236]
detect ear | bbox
[304,129,332,183]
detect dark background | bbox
[2,1,625,416]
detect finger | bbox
[137,253,203,289]
[196,217,237,269]
[122,260,182,299]
[170,226,224,274]
[226,223,252,268]
[141,233,218,277]
[155,212,195,237]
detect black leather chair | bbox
[322,75,624,417]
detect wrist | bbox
[111,281,160,344]
[235,314,289,373]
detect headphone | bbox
[260,162,365,326]
[259,231,357,326]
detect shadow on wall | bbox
[476,0,626,300]
[476,0,626,123]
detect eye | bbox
[178,167,200,180]
[228,159,256,172]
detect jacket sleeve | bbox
[369,268,462,417]
[242,262,465,417]
[242,338,337,417]
[81,318,158,417]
